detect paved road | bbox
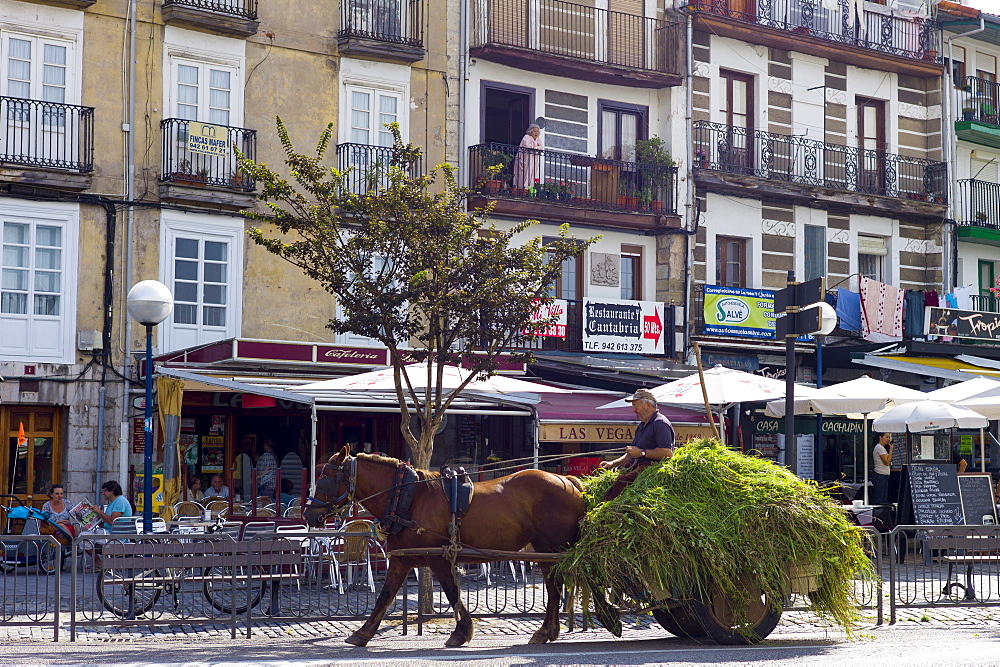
[2,613,1000,665]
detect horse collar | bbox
[380,462,420,535]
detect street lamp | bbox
[127,280,173,534]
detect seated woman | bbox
[41,483,76,538]
[87,480,133,532]
[188,476,205,502]
[279,478,297,510]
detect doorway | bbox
[482,83,533,147]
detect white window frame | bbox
[0,200,78,363]
[340,80,407,146]
[159,214,243,353]
[167,55,241,126]
[0,18,82,104]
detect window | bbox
[620,245,643,301]
[804,225,826,282]
[716,236,747,288]
[345,85,403,146]
[857,234,886,283]
[170,59,236,126]
[544,239,583,300]
[979,260,995,298]
[857,96,886,194]
[0,203,77,362]
[5,408,61,499]
[1,34,72,103]
[720,70,754,171]
[598,101,646,161]
[160,214,242,352]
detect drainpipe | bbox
[121,0,138,482]
[458,0,469,183]
[944,17,985,293]
[684,11,695,362]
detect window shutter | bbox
[857,235,887,256]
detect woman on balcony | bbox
[513,124,543,190]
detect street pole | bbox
[143,323,153,535]
[784,270,797,469]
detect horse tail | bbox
[564,475,585,492]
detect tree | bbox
[242,120,595,469]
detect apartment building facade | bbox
[0,0,451,504]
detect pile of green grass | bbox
[557,439,873,636]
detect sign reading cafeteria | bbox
[186,121,230,156]
[702,285,776,339]
[582,298,665,354]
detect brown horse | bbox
[304,446,585,647]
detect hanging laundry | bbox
[860,276,904,343]
[836,288,862,332]
[924,290,939,307]
[953,285,972,310]
[945,292,958,308]
[904,290,925,338]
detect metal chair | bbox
[255,506,276,517]
[334,519,383,593]
[283,506,303,518]
[173,501,203,518]
[241,521,276,541]
[205,500,229,519]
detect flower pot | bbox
[697,158,710,169]
[570,155,594,167]
[558,192,572,202]
[792,26,809,35]
[592,163,614,172]
[650,200,664,211]
[171,172,208,186]
[963,110,976,121]
[483,179,504,194]
[922,49,938,62]
[512,188,528,196]
[787,561,823,595]
[618,195,638,208]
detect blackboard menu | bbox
[959,474,998,525]
[908,464,964,525]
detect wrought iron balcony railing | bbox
[970,294,1000,314]
[693,121,948,203]
[958,76,1000,127]
[340,0,423,46]
[335,143,423,195]
[958,179,1000,229]
[0,96,94,172]
[162,0,258,20]
[469,142,678,214]
[160,118,256,191]
[472,0,682,75]
[685,0,939,61]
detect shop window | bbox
[5,408,60,499]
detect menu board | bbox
[907,464,964,525]
[958,474,998,526]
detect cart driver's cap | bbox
[626,388,657,404]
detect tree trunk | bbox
[412,426,437,613]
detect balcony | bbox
[470,0,683,87]
[339,0,425,63]
[957,76,1000,149]
[693,121,948,217]
[0,96,94,191]
[160,118,257,209]
[468,142,679,231]
[335,143,423,195]
[970,295,1000,314]
[161,0,259,38]
[957,179,1000,247]
[684,0,941,78]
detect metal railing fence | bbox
[469,142,678,214]
[335,143,423,196]
[472,0,683,75]
[162,0,258,20]
[888,525,1000,624]
[957,76,1000,127]
[694,120,948,203]
[0,534,62,640]
[685,0,939,61]
[340,0,424,46]
[957,179,1000,229]
[160,118,257,191]
[0,96,94,172]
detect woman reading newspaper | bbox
[41,484,76,537]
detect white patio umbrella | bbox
[926,377,1000,403]
[597,365,816,442]
[872,400,988,432]
[764,376,927,504]
[297,362,570,395]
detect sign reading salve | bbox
[925,306,1000,342]
[523,299,568,338]
[187,122,230,156]
[702,285,776,339]
[582,298,665,354]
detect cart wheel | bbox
[203,565,266,614]
[96,567,162,618]
[688,577,781,645]
[36,541,58,576]
[651,603,708,638]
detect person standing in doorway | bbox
[599,389,674,502]
[257,438,278,499]
[871,432,893,505]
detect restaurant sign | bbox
[926,306,1000,342]
[523,299,568,338]
[702,285,775,339]
[540,423,715,443]
[582,298,665,354]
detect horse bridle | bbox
[307,454,357,520]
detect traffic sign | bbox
[774,277,825,314]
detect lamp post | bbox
[126,280,173,534]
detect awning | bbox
[157,367,314,404]
[534,393,711,425]
[851,354,1000,382]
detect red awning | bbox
[535,393,711,425]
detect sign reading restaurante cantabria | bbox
[582,298,665,354]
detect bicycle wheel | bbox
[36,541,58,576]
[202,565,266,614]
[96,566,162,618]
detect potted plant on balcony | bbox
[694,148,709,168]
[962,104,978,121]
[636,137,674,211]
[977,211,989,223]
[480,149,508,193]
[981,103,997,123]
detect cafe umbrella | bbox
[597,365,816,443]
[873,400,989,474]
[765,376,926,503]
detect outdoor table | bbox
[166,520,216,533]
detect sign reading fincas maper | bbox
[187,122,230,156]
[582,298,664,354]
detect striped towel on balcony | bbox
[860,277,904,343]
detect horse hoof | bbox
[528,631,550,644]
[345,633,370,647]
[445,630,472,647]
